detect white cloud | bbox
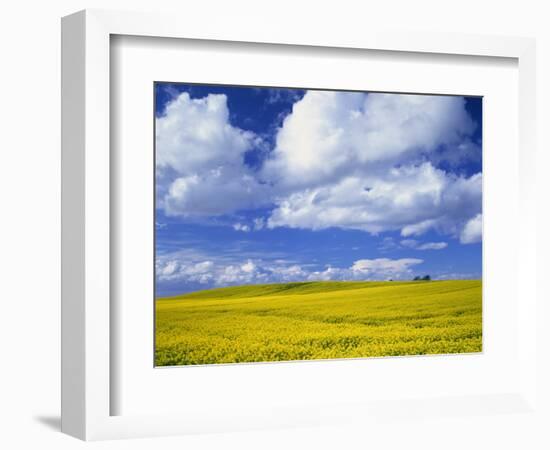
[269,264,310,281]
[156,92,268,217]
[253,217,265,230]
[400,239,448,250]
[233,223,251,232]
[156,90,482,244]
[267,162,481,238]
[401,219,439,237]
[261,91,482,240]
[460,213,482,244]
[240,260,256,273]
[156,252,424,290]
[157,259,215,285]
[159,260,178,277]
[417,242,448,250]
[262,91,476,189]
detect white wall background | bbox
[0,1,548,449]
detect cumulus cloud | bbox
[156,90,482,243]
[262,91,476,189]
[232,219,265,232]
[262,91,482,240]
[460,213,482,244]
[156,92,268,217]
[267,163,481,238]
[157,259,215,285]
[156,254,424,291]
[233,223,251,232]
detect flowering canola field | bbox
[155,280,482,366]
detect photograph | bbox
[154,83,483,367]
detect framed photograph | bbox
[62,9,539,441]
[153,82,483,367]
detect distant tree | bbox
[413,275,431,281]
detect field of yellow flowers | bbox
[155,280,482,366]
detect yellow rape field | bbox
[155,279,482,366]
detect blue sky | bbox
[155,83,482,297]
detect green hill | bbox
[163,280,420,301]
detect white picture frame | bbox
[61,9,538,441]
